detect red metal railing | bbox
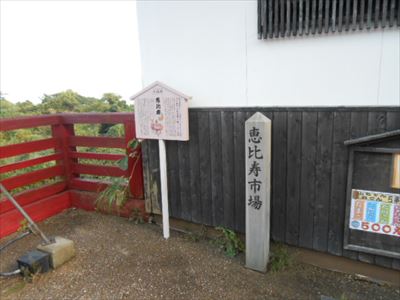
[0,113,144,237]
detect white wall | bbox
[137,1,400,107]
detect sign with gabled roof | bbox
[130,81,190,141]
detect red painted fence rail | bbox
[0,113,144,237]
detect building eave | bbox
[344,129,400,146]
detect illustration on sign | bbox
[349,189,400,237]
[130,81,190,141]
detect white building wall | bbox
[137,1,400,107]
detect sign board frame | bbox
[343,147,400,259]
[131,81,191,239]
[131,81,190,141]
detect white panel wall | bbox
[137,1,400,107]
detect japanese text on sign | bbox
[132,82,189,141]
[244,112,271,273]
[349,189,400,237]
[247,126,264,210]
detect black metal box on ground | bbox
[17,250,51,274]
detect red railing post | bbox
[51,117,77,188]
[124,119,144,199]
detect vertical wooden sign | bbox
[245,112,271,272]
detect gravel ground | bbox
[0,209,399,300]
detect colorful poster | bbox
[349,189,400,237]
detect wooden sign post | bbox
[131,82,190,239]
[158,139,170,238]
[245,112,271,272]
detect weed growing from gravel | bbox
[95,177,129,211]
[185,232,201,242]
[17,219,29,232]
[269,243,292,272]
[213,227,245,257]
[95,138,142,211]
[129,208,144,224]
[3,281,26,297]
[184,225,207,242]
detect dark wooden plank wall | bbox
[141,107,400,270]
[258,0,400,39]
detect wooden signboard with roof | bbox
[131,82,190,239]
[131,81,190,141]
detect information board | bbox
[131,82,189,141]
[344,146,400,259]
[130,81,191,239]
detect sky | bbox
[0,0,142,104]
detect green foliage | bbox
[40,90,82,113]
[128,139,140,150]
[269,243,292,272]
[0,90,133,195]
[116,138,141,171]
[214,227,245,257]
[38,90,131,114]
[104,124,125,137]
[184,225,207,243]
[1,90,132,117]
[95,138,142,210]
[101,93,130,112]
[95,177,129,211]
[1,90,131,144]
[0,99,20,118]
[16,100,37,115]
[18,220,29,233]
[117,156,129,171]
[185,232,201,243]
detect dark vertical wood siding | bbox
[299,112,317,249]
[286,112,302,246]
[142,107,400,269]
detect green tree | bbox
[101,93,130,112]
[1,90,133,137]
[98,93,131,134]
[16,101,38,115]
[0,99,19,118]
[39,90,84,114]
